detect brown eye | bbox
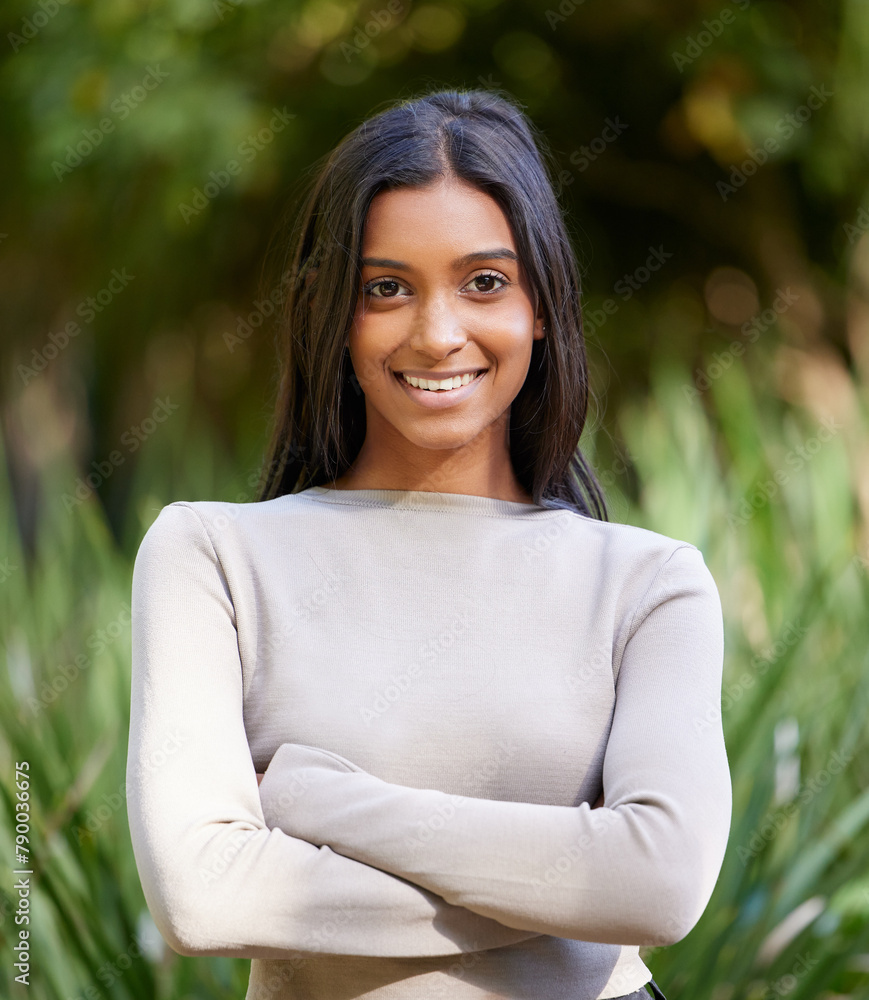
[364,278,408,298]
[463,271,509,294]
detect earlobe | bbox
[534,315,547,340]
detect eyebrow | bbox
[360,248,519,270]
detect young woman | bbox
[127,88,731,1000]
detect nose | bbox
[405,293,469,361]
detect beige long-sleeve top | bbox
[126,485,732,1000]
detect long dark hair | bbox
[255,86,608,520]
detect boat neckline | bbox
[294,485,564,517]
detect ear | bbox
[532,306,546,341]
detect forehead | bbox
[362,177,517,257]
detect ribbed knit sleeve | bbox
[126,502,543,958]
[258,543,732,947]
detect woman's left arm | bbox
[259,543,732,948]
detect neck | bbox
[324,417,533,504]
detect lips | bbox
[392,367,488,408]
[398,370,485,391]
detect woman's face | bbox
[346,175,545,473]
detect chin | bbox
[398,421,491,453]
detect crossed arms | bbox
[127,502,731,959]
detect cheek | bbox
[348,316,399,390]
[481,297,536,339]
[350,302,391,346]
[484,314,537,362]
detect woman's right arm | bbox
[127,501,541,959]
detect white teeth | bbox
[401,371,481,391]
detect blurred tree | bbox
[0,0,866,543]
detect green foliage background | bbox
[1,0,869,997]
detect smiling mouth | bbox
[394,370,487,392]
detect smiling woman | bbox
[325,177,545,502]
[126,88,729,1000]
[255,87,606,516]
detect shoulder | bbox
[546,509,719,610]
[133,494,315,564]
[547,507,707,572]
[133,492,329,562]
[137,493,313,538]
